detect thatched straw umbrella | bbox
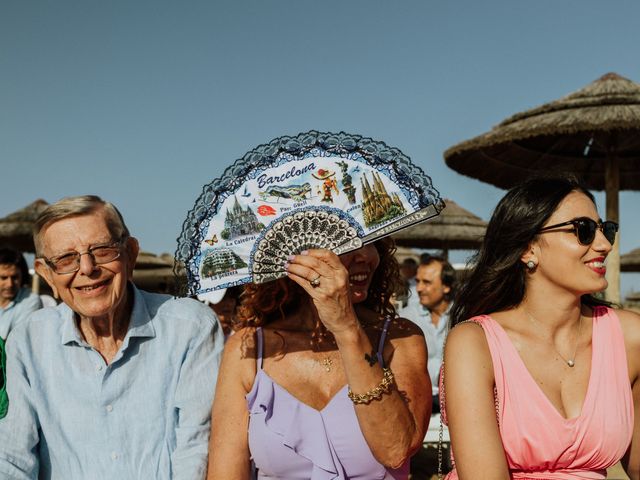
[621,247,640,272]
[444,72,640,302]
[391,199,486,258]
[133,251,185,295]
[0,199,49,253]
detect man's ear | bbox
[34,259,58,298]
[125,237,140,281]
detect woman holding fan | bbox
[176,131,442,479]
[207,237,430,479]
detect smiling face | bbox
[339,244,380,304]
[35,207,139,322]
[529,190,612,296]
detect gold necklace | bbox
[524,310,583,368]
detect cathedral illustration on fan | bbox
[221,196,265,240]
[360,171,406,228]
[176,131,444,297]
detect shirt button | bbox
[111,452,118,460]
[96,364,103,372]
[106,404,113,412]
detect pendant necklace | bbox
[312,331,337,373]
[317,355,334,373]
[525,310,583,368]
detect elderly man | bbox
[399,255,455,414]
[0,195,224,479]
[0,248,42,340]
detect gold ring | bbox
[309,276,321,287]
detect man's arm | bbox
[171,305,224,480]
[0,334,40,479]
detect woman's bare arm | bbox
[618,309,640,480]
[443,322,510,480]
[207,329,255,480]
[336,317,431,468]
[285,249,431,468]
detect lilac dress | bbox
[246,318,409,480]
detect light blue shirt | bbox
[0,288,42,340]
[0,285,224,480]
[405,278,420,308]
[399,303,449,395]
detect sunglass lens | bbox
[576,219,597,245]
[602,222,618,245]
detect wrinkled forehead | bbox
[40,211,113,253]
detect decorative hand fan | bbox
[176,131,444,296]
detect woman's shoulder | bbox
[443,318,495,389]
[220,327,260,390]
[444,315,495,367]
[388,315,425,338]
[222,327,259,365]
[446,318,489,348]
[611,308,640,347]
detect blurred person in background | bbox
[0,247,42,340]
[400,255,455,414]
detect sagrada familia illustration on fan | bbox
[360,171,406,228]
[176,131,444,296]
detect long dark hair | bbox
[450,175,609,328]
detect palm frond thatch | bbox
[444,72,640,190]
[0,199,49,252]
[621,247,640,272]
[391,199,486,250]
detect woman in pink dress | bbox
[442,175,640,480]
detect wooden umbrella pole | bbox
[604,144,620,304]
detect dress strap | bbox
[377,316,392,367]
[256,327,264,370]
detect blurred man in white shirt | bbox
[399,255,455,413]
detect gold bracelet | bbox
[347,368,395,405]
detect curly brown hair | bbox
[237,237,402,333]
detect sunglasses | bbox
[538,217,618,246]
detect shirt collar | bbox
[60,283,156,346]
[420,304,451,329]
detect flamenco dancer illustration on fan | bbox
[312,169,339,203]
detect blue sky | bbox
[2,0,639,296]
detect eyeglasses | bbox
[43,239,125,274]
[538,217,618,246]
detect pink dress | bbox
[442,307,634,479]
